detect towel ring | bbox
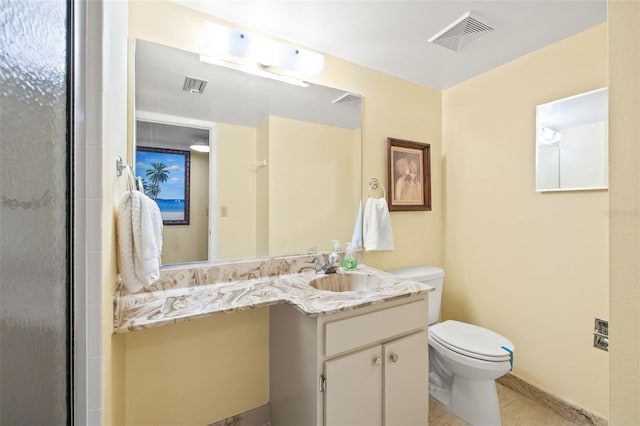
[368,177,386,199]
[116,156,145,194]
[124,165,136,194]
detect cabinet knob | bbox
[390,353,399,363]
[374,357,381,366]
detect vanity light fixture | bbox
[201,21,323,87]
[199,55,310,88]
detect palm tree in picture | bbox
[145,162,170,200]
[145,183,161,200]
[139,177,151,194]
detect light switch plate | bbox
[593,318,608,351]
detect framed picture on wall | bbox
[136,146,191,225]
[387,137,431,211]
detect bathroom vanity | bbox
[270,296,429,426]
[113,256,432,425]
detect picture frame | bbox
[387,137,431,211]
[135,146,191,225]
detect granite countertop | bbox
[113,264,433,333]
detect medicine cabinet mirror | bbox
[132,39,362,266]
[535,87,608,192]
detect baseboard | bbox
[208,404,271,426]
[208,376,607,426]
[497,373,608,426]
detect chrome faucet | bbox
[316,251,341,274]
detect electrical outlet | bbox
[220,206,228,217]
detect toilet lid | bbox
[429,320,514,362]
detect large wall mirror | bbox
[535,87,608,192]
[132,39,362,266]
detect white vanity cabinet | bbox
[270,296,429,426]
[325,330,428,426]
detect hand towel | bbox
[132,192,163,284]
[350,200,363,249]
[117,190,163,293]
[363,196,394,251]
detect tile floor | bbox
[429,383,581,426]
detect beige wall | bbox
[256,118,270,256]
[608,1,640,424]
[122,309,269,426]
[442,23,609,417]
[268,116,359,255]
[161,151,209,264]
[216,123,258,260]
[126,1,441,424]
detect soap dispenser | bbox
[328,240,341,267]
[342,242,357,271]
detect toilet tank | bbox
[387,266,444,325]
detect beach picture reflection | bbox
[136,146,191,225]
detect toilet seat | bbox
[429,320,514,362]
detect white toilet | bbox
[388,266,514,426]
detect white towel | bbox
[363,196,394,251]
[350,200,363,249]
[117,190,163,293]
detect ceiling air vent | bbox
[182,76,208,94]
[428,11,494,52]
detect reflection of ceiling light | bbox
[537,127,562,145]
[190,143,209,153]
[199,55,309,88]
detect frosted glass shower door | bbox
[0,0,71,423]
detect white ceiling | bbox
[172,0,607,90]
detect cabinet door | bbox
[383,331,429,426]
[324,345,383,426]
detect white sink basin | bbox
[309,273,384,293]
